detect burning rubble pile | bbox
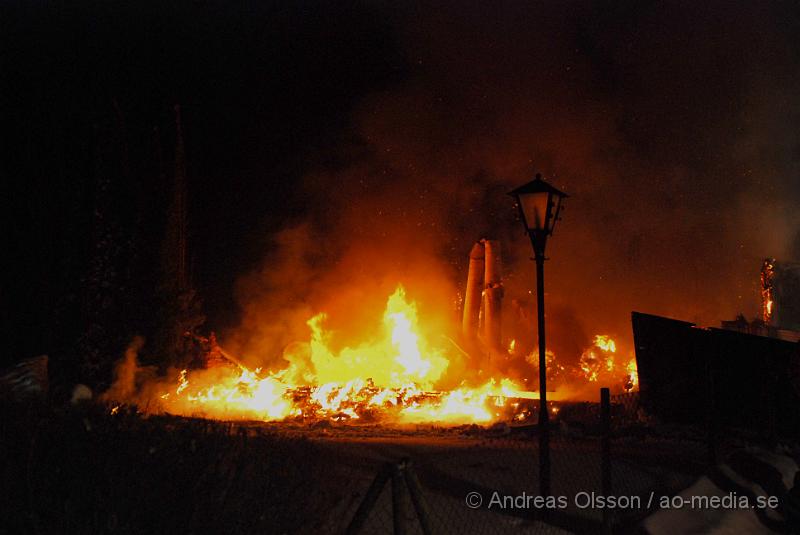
[105,240,638,427]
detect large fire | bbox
[139,285,637,426]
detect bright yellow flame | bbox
[579,335,637,391]
[307,286,448,389]
[397,378,534,425]
[625,358,639,391]
[153,285,542,425]
[593,334,616,353]
[176,369,189,394]
[161,366,293,421]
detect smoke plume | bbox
[224,2,800,388]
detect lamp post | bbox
[509,173,568,498]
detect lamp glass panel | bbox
[520,191,550,231]
[550,195,563,233]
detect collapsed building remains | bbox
[761,258,800,341]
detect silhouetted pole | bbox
[600,387,611,533]
[508,172,568,501]
[534,242,550,498]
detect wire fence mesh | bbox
[328,390,624,534]
[331,388,800,534]
[3,387,799,534]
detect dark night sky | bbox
[3,1,404,366]
[3,1,800,374]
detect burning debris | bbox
[762,258,776,325]
[109,285,541,425]
[578,334,638,391]
[105,273,638,427]
[760,258,800,341]
[722,258,800,342]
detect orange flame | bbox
[578,334,638,392]
[119,288,642,426]
[155,285,535,425]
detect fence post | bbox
[345,463,392,535]
[766,369,777,449]
[706,353,717,467]
[391,462,408,535]
[600,387,611,533]
[403,459,433,535]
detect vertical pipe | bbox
[536,254,550,498]
[600,387,611,533]
[462,242,485,339]
[484,240,503,351]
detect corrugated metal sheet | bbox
[632,311,800,435]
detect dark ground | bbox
[0,403,349,534]
[1,397,735,535]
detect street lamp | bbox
[509,173,568,498]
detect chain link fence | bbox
[326,390,669,534]
[4,388,798,534]
[331,389,799,534]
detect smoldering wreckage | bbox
[4,252,800,430]
[4,247,800,533]
[5,236,643,426]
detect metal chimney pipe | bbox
[483,240,503,350]
[462,241,485,339]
